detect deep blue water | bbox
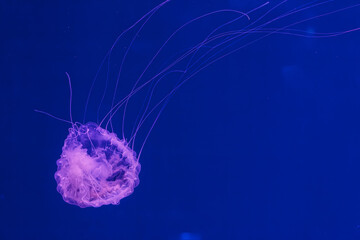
[2,0,360,239]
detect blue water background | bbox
[2,0,360,239]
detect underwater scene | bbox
[2,0,360,239]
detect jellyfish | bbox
[54,121,140,208]
[36,1,359,207]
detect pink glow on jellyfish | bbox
[39,72,141,208]
[54,122,140,208]
[35,1,360,208]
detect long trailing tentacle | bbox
[99,9,263,129]
[65,72,74,125]
[133,1,360,156]
[34,72,75,126]
[96,1,359,156]
[83,0,171,125]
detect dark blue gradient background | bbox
[2,0,360,239]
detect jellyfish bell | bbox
[54,122,140,208]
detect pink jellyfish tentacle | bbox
[130,1,360,155]
[83,0,171,126]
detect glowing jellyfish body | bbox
[55,122,140,207]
